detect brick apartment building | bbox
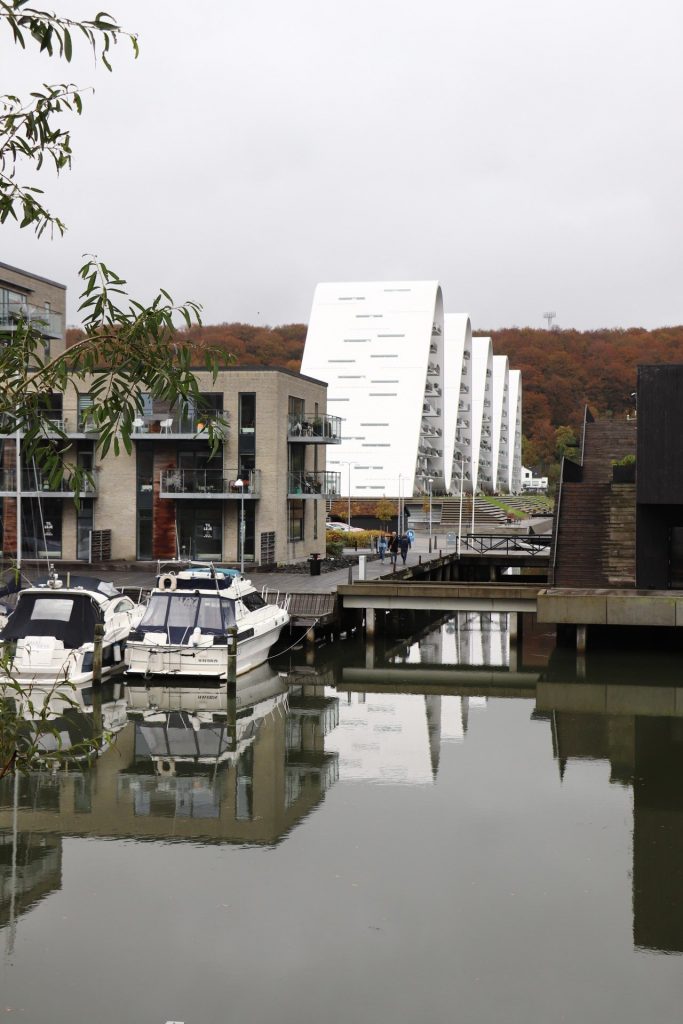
[0,263,340,566]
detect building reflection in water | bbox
[540,649,683,955]
[3,611,683,959]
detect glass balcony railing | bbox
[159,468,260,498]
[133,412,228,437]
[0,469,98,495]
[422,403,441,417]
[288,471,341,497]
[0,303,64,339]
[287,413,342,443]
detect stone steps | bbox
[553,420,637,587]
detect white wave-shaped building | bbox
[301,281,522,497]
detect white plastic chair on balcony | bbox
[133,417,146,433]
[160,418,173,434]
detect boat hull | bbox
[125,620,286,679]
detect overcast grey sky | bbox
[3,0,683,330]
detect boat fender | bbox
[158,574,177,591]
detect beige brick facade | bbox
[2,365,337,567]
[0,262,66,356]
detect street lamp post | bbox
[398,474,403,535]
[428,477,434,540]
[235,478,245,575]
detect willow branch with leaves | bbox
[0,2,138,235]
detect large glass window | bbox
[288,500,305,542]
[239,393,256,458]
[288,395,305,419]
[77,393,93,430]
[238,504,255,563]
[177,504,222,561]
[77,498,94,560]
[0,287,28,326]
[21,498,62,558]
[239,393,256,432]
[136,444,154,559]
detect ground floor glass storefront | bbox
[177,504,223,561]
[0,497,63,560]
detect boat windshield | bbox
[139,594,235,635]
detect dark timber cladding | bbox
[636,365,683,589]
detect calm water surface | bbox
[2,613,683,1023]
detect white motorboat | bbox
[0,572,144,690]
[124,565,290,680]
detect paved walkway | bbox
[66,532,452,595]
[15,520,547,596]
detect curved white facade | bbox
[492,355,510,493]
[301,282,445,497]
[508,369,523,493]
[302,282,523,498]
[444,314,472,495]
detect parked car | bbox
[326,521,363,532]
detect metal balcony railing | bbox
[287,413,342,443]
[288,470,341,497]
[159,468,260,498]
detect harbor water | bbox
[2,612,683,1023]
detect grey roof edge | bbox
[0,261,67,291]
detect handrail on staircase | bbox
[549,457,564,586]
[551,404,592,585]
[580,403,593,467]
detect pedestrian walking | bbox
[388,532,399,566]
[378,534,388,562]
[399,533,409,565]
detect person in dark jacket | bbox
[388,532,399,566]
[399,534,410,565]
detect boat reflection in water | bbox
[124,667,290,821]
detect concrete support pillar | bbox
[509,611,519,645]
[366,606,376,639]
[365,639,375,669]
[305,626,316,665]
[576,624,587,655]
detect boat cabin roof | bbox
[0,589,104,647]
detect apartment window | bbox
[239,393,256,432]
[288,395,305,419]
[77,393,93,430]
[288,500,305,541]
[0,287,28,326]
[239,393,256,458]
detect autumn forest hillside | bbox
[67,321,683,471]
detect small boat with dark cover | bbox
[0,572,143,688]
